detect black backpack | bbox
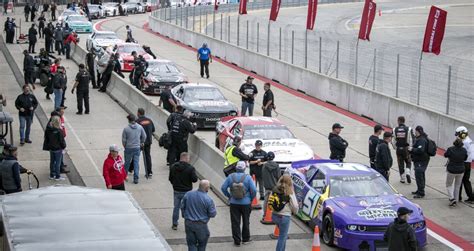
[268,191,290,212]
[158,132,172,149]
[426,138,437,157]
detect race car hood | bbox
[67,21,91,25]
[95,38,123,47]
[145,72,186,83]
[241,138,314,162]
[331,195,424,224]
[183,100,237,113]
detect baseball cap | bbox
[397,207,413,216]
[255,140,263,146]
[109,144,120,152]
[374,124,383,132]
[332,123,344,129]
[246,76,254,81]
[383,132,393,138]
[236,161,247,171]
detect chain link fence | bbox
[151,0,474,123]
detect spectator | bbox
[197,43,211,78]
[71,64,91,115]
[98,56,114,92]
[221,161,256,246]
[5,18,16,44]
[166,109,197,166]
[47,58,62,100]
[15,85,38,146]
[375,132,393,181]
[261,151,280,223]
[444,138,468,207]
[169,152,198,230]
[410,126,430,199]
[271,175,299,251]
[54,25,64,55]
[38,13,46,38]
[181,180,217,251]
[455,126,474,203]
[249,140,266,200]
[392,116,414,184]
[112,52,125,78]
[64,32,78,59]
[86,51,98,88]
[125,25,134,42]
[262,83,275,117]
[28,25,37,54]
[44,22,54,53]
[52,66,67,110]
[136,108,155,179]
[223,136,249,177]
[50,107,69,174]
[43,116,67,181]
[328,123,348,162]
[121,114,146,184]
[239,76,258,116]
[159,85,177,113]
[30,3,37,22]
[24,3,31,22]
[51,2,57,21]
[383,207,417,251]
[368,124,383,169]
[102,144,127,190]
[22,50,35,90]
[0,146,30,194]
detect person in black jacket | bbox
[44,23,55,53]
[136,108,155,179]
[71,64,91,115]
[384,207,417,251]
[53,66,67,110]
[98,57,115,92]
[328,123,348,162]
[38,13,46,38]
[142,45,156,59]
[43,116,67,181]
[375,132,393,181]
[0,146,30,194]
[24,3,31,22]
[167,109,197,165]
[168,152,198,230]
[15,85,38,145]
[86,51,98,88]
[23,50,35,89]
[410,126,430,199]
[28,24,38,54]
[113,53,125,78]
[369,124,383,169]
[444,138,468,207]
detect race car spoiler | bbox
[291,159,340,169]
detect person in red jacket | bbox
[103,144,127,190]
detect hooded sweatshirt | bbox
[444,145,467,174]
[383,218,417,251]
[262,160,281,190]
[102,153,127,187]
[122,122,146,149]
[169,161,198,192]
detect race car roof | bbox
[291,159,377,177]
[94,30,117,35]
[235,116,283,126]
[178,83,215,88]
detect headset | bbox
[455,126,468,139]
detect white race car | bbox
[58,9,83,23]
[86,31,124,52]
[103,2,124,16]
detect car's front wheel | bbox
[322,214,335,246]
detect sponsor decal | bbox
[359,197,389,207]
[189,101,227,107]
[205,117,221,122]
[357,206,397,220]
[291,174,306,190]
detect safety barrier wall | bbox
[149,16,473,150]
[70,44,229,201]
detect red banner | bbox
[422,6,447,55]
[306,0,318,30]
[269,0,281,21]
[239,0,247,15]
[358,0,376,41]
[214,0,219,11]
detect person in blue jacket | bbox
[221,161,256,246]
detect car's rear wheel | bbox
[322,214,335,246]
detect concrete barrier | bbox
[148,16,473,150]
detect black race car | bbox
[171,83,238,129]
[140,59,188,95]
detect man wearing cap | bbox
[409,126,430,199]
[328,123,348,162]
[197,43,212,78]
[0,145,31,194]
[122,114,146,184]
[167,109,197,166]
[221,161,257,246]
[249,140,267,200]
[223,136,249,177]
[369,124,383,169]
[102,144,127,190]
[375,132,393,181]
[384,207,417,251]
[239,76,258,116]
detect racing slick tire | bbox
[322,213,335,247]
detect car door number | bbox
[302,190,320,218]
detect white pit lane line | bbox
[427,229,463,251]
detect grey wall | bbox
[149,16,473,150]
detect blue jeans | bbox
[272,214,291,251]
[49,150,63,178]
[53,88,63,110]
[173,191,187,226]
[185,220,210,251]
[124,147,141,182]
[19,115,33,142]
[241,101,254,116]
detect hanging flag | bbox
[422,6,447,55]
[358,0,376,41]
[214,0,219,11]
[306,0,318,30]
[239,0,247,15]
[269,0,281,21]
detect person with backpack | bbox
[261,151,280,223]
[221,161,256,246]
[455,126,474,203]
[409,126,434,199]
[375,132,393,181]
[269,175,298,251]
[71,64,91,115]
[169,152,198,231]
[444,138,468,207]
[392,116,415,184]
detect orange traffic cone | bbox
[270,225,280,239]
[251,175,262,210]
[260,205,274,225]
[312,226,321,251]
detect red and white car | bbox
[216,116,315,170]
[110,43,153,72]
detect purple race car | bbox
[286,160,427,251]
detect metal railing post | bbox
[396,54,400,98]
[416,53,423,105]
[336,40,339,78]
[205,10,208,35]
[373,48,376,90]
[279,27,282,60]
[257,22,260,53]
[267,21,270,56]
[213,10,216,38]
[237,15,240,46]
[304,30,308,68]
[291,30,294,64]
[192,7,195,31]
[199,8,202,32]
[175,7,178,25]
[185,7,188,29]
[446,65,452,114]
[220,13,223,40]
[246,20,249,49]
[227,15,230,42]
[319,36,322,73]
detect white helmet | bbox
[456,126,468,133]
